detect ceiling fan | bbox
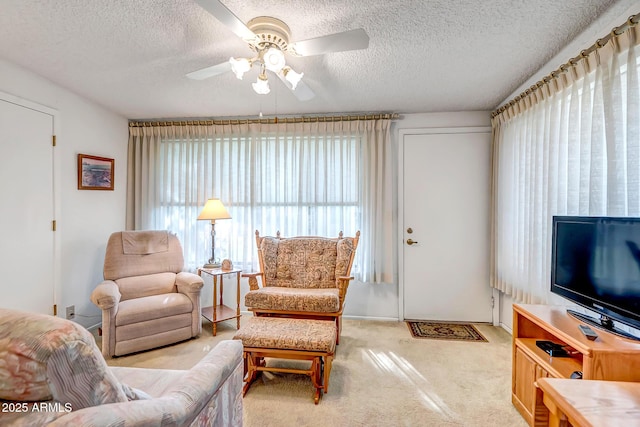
[187,0,370,100]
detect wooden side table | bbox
[538,377,640,427]
[197,267,242,336]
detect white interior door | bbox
[0,97,55,314]
[400,129,492,322]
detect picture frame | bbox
[77,154,114,190]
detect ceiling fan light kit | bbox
[190,0,370,100]
[263,47,286,73]
[283,66,303,90]
[229,57,251,79]
[252,69,271,94]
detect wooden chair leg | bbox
[305,357,324,404]
[324,355,333,393]
[242,352,259,396]
[242,351,248,376]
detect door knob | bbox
[406,238,418,245]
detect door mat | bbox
[406,321,488,342]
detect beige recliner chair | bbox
[91,230,204,358]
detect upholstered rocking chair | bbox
[243,230,360,344]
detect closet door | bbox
[0,97,55,314]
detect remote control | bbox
[578,324,598,341]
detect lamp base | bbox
[203,262,221,268]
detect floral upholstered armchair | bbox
[0,308,243,427]
[243,230,360,343]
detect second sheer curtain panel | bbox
[491,24,640,303]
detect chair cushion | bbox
[116,272,177,301]
[103,231,184,280]
[261,237,339,288]
[0,309,128,408]
[244,287,340,312]
[115,293,193,326]
[121,230,168,255]
[233,317,336,353]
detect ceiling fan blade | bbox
[290,28,369,56]
[186,61,232,80]
[277,73,315,101]
[195,0,257,43]
[291,80,316,101]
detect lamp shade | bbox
[197,199,231,221]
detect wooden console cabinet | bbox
[512,304,640,426]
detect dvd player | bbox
[535,340,569,357]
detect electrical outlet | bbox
[66,305,75,320]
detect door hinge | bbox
[53,304,57,316]
[52,220,56,231]
[491,296,495,308]
[52,135,56,146]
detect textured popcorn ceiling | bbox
[0,0,632,119]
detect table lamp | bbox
[197,198,231,268]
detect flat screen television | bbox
[551,215,640,340]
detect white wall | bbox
[0,58,128,328]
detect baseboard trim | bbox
[86,322,102,332]
[343,315,399,322]
[500,322,513,335]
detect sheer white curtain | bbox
[126,119,394,283]
[491,22,640,303]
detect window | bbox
[156,133,360,271]
[127,118,394,283]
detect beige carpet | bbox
[98,318,527,427]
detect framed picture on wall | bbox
[77,154,114,190]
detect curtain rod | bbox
[492,13,640,118]
[129,113,399,127]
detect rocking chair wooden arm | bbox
[336,276,354,301]
[242,271,264,291]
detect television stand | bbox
[567,309,640,341]
[512,304,640,426]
